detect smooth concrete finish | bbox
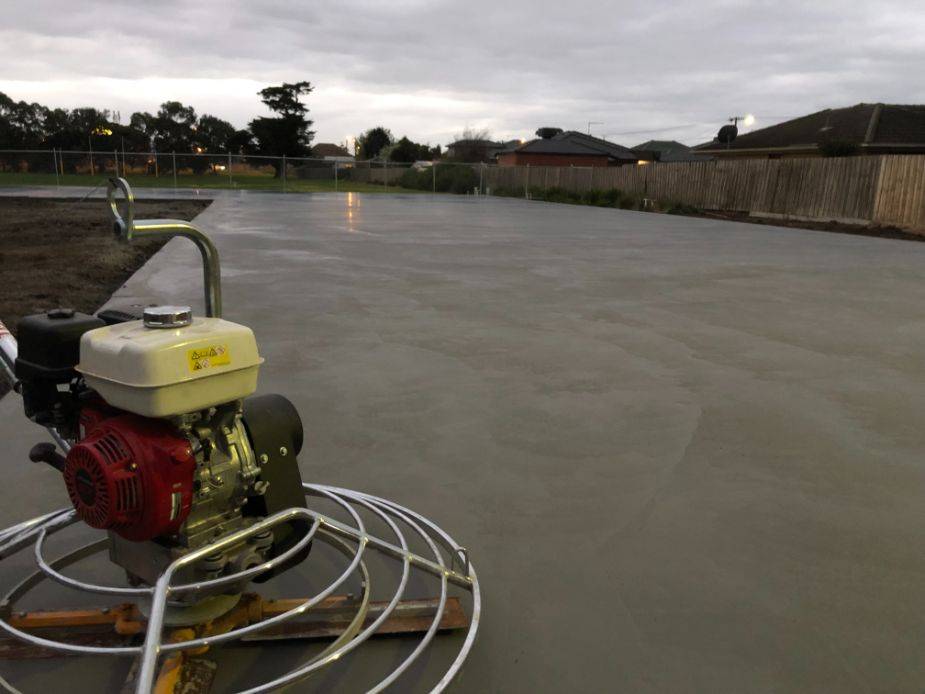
[3,193,925,692]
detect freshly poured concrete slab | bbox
[3,192,925,692]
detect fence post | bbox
[384,160,388,189]
[282,155,287,192]
[172,151,177,190]
[52,150,59,188]
[432,162,436,193]
[334,161,338,192]
[524,164,530,199]
[479,163,483,194]
[228,152,233,186]
[154,149,159,178]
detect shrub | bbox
[398,164,479,193]
[664,200,699,215]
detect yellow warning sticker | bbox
[187,345,231,373]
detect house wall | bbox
[497,152,610,167]
[483,155,925,232]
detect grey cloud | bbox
[0,0,923,145]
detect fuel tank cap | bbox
[143,305,193,329]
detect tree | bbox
[0,93,47,149]
[153,101,197,153]
[248,81,315,176]
[69,107,113,154]
[448,126,494,162]
[356,126,393,160]
[388,136,437,163]
[227,129,254,155]
[195,115,236,153]
[129,111,157,148]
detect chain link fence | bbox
[0,149,490,195]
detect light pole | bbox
[88,127,113,176]
[587,121,604,136]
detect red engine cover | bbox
[63,413,196,541]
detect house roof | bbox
[554,131,638,160]
[698,103,925,152]
[511,130,638,160]
[447,138,501,147]
[634,139,712,162]
[515,138,608,156]
[312,142,350,157]
[634,140,690,153]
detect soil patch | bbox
[0,196,211,396]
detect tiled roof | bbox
[699,104,925,151]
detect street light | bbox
[88,127,113,177]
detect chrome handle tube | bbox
[107,178,222,318]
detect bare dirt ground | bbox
[0,197,210,395]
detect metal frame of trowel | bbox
[0,180,479,694]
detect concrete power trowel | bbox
[0,179,480,693]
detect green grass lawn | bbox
[0,172,422,194]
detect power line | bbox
[601,123,701,139]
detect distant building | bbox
[633,140,712,162]
[696,103,925,158]
[497,129,638,167]
[445,139,518,162]
[312,142,355,163]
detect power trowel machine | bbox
[0,179,479,693]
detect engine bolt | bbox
[279,447,288,457]
[259,454,269,465]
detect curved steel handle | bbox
[107,178,222,318]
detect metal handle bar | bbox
[107,177,222,318]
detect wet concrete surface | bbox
[3,192,925,692]
[0,184,229,199]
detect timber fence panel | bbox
[479,154,925,231]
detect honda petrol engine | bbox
[14,305,307,593]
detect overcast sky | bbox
[1,0,923,149]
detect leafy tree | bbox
[153,101,197,153]
[195,115,236,153]
[248,81,315,176]
[0,93,47,149]
[448,126,494,162]
[227,129,254,155]
[388,136,438,163]
[41,108,76,150]
[129,111,157,147]
[68,107,113,154]
[356,126,393,160]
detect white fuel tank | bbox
[77,307,263,417]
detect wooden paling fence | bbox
[483,155,925,232]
